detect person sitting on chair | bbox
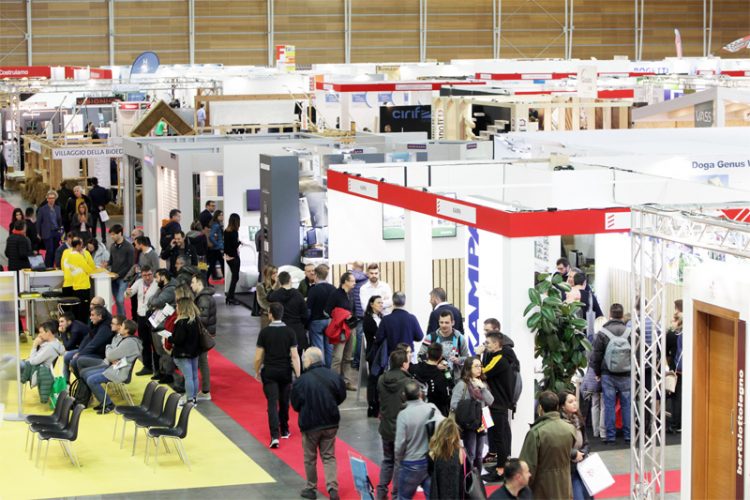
[80,319,142,413]
[7,321,64,403]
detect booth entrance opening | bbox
[691,301,741,499]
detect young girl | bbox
[429,416,465,500]
[450,355,494,471]
[559,391,592,500]
[170,297,202,406]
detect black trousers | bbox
[136,315,154,370]
[488,408,512,467]
[261,368,292,440]
[226,256,240,299]
[72,288,91,324]
[207,249,224,280]
[367,374,380,416]
[92,211,107,243]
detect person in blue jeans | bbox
[590,302,631,443]
[169,297,202,406]
[107,224,134,316]
[395,380,444,500]
[37,190,63,268]
[306,264,336,367]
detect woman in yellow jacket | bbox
[61,237,101,322]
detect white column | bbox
[141,158,159,248]
[404,209,433,330]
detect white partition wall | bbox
[0,273,21,419]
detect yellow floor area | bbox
[0,351,274,500]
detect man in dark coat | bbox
[268,271,309,354]
[291,347,347,500]
[375,292,424,356]
[426,287,465,334]
[191,272,216,401]
[88,177,111,244]
[5,220,33,271]
[37,190,63,268]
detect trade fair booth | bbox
[325,155,750,497]
[632,87,750,128]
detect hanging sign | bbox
[52,146,123,159]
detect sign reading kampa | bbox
[52,146,123,160]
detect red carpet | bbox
[0,194,17,227]
[208,349,384,498]
[598,469,680,498]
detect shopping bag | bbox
[349,454,374,500]
[481,406,495,429]
[49,376,67,409]
[577,452,615,495]
[99,210,110,222]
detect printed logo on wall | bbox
[694,100,714,128]
[466,227,480,354]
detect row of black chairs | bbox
[23,382,194,473]
[25,391,84,474]
[113,381,194,469]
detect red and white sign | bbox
[315,80,485,93]
[0,66,52,79]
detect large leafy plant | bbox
[524,273,592,394]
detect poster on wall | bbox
[382,194,457,240]
[379,105,432,137]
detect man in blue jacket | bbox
[37,190,63,268]
[65,305,113,382]
[291,347,347,500]
[375,292,424,356]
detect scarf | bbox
[11,229,25,236]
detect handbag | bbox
[199,320,216,352]
[463,459,487,500]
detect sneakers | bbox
[483,452,497,464]
[197,392,212,401]
[300,488,317,499]
[481,471,503,483]
[178,396,197,407]
[135,368,153,376]
[269,438,280,449]
[281,431,291,439]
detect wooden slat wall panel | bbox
[331,258,465,314]
[29,1,108,65]
[426,0,493,61]
[274,0,344,64]
[194,0,267,65]
[609,269,682,321]
[351,0,419,63]
[114,0,188,65]
[0,0,29,65]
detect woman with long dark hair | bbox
[559,391,592,500]
[208,210,224,282]
[363,295,384,417]
[223,212,241,305]
[449,355,494,471]
[9,207,23,231]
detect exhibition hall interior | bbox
[2,1,750,499]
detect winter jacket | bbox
[25,218,41,251]
[377,368,412,441]
[395,399,445,462]
[324,287,353,317]
[5,233,32,271]
[103,335,143,383]
[291,362,347,432]
[349,270,368,318]
[78,315,114,359]
[89,185,111,211]
[426,303,465,335]
[27,339,65,370]
[325,307,352,345]
[171,318,201,358]
[482,345,519,411]
[449,379,494,412]
[20,362,54,403]
[187,230,207,257]
[65,194,92,227]
[108,239,135,280]
[268,287,308,328]
[195,286,217,335]
[37,203,62,240]
[148,279,177,312]
[61,250,97,290]
[591,319,630,377]
[209,222,224,251]
[561,412,590,474]
[418,329,469,380]
[62,320,88,351]
[375,308,424,355]
[412,362,453,416]
[519,411,577,500]
[160,242,198,276]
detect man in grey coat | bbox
[81,319,142,413]
[148,269,178,384]
[395,380,444,499]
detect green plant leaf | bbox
[551,273,563,285]
[537,280,552,293]
[527,312,542,329]
[571,318,587,329]
[558,283,571,292]
[528,288,542,306]
[541,306,556,323]
[580,337,593,351]
[536,273,550,283]
[543,296,563,307]
[523,302,537,317]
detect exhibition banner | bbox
[52,146,123,160]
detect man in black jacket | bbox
[376,349,412,500]
[307,264,336,366]
[426,287,464,334]
[479,331,519,482]
[160,231,198,276]
[268,271,309,354]
[58,312,88,351]
[5,220,32,271]
[88,177,111,244]
[191,273,216,401]
[64,305,113,382]
[325,272,357,390]
[291,347,347,500]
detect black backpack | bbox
[454,384,483,432]
[70,378,92,407]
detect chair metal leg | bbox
[28,432,35,460]
[41,440,50,475]
[144,434,151,464]
[65,440,80,468]
[120,418,128,449]
[25,426,30,451]
[170,437,184,462]
[176,439,191,471]
[153,435,159,472]
[163,438,170,454]
[131,425,139,456]
[102,384,109,414]
[113,413,119,440]
[35,437,42,468]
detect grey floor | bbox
[0,189,682,500]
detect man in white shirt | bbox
[359,263,394,315]
[125,265,158,375]
[197,103,206,129]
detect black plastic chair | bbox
[25,390,69,449]
[113,381,158,442]
[102,361,138,413]
[130,391,179,456]
[145,402,195,470]
[36,403,85,474]
[121,385,167,451]
[26,395,75,460]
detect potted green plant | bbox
[524,272,592,394]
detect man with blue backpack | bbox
[417,310,469,380]
[591,303,631,444]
